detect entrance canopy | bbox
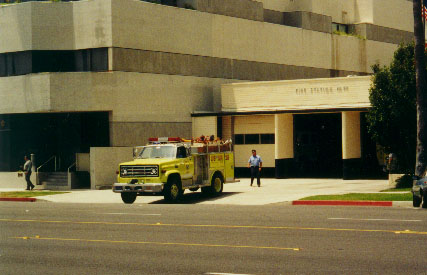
[221,76,371,113]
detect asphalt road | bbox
[1,202,426,274]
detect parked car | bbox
[412,173,427,208]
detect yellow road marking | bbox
[1,218,426,235]
[12,236,300,251]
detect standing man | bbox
[247,149,262,187]
[23,155,34,191]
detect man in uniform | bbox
[247,149,262,187]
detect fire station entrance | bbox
[0,112,109,172]
[294,113,342,178]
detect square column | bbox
[342,111,361,179]
[275,113,294,178]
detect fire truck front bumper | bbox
[112,182,164,193]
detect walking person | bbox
[247,149,262,187]
[23,155,34,190]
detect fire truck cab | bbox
[112,137,234,204]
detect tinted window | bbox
[234,134,244,145]
[245,134,260,144]
[261,134,275,144]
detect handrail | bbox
[36,155,56,173]
[67,162,76,173]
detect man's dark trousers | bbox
[250,166,261,186]
[25,172,34,190]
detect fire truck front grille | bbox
[120,165,159,177]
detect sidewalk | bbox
[1,178,411,206]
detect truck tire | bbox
[164,177,182,202]
[422,192,427,209]
[121,193,137,204]
[211,174,224,195]
[413,194,422,207]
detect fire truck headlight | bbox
[151,168,158,175]
[122,169,128,176]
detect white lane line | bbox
[205,273,253,275]
[102,213,161,216]
[328,218,422,222]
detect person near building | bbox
[23,155,34,190]
[247,149,262,187]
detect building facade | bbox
[0,0,414,187]
[193,76,382,179]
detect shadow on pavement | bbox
[147,192,241,204]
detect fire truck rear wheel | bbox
[121,193,137,204]
[164,177,182,202]
[211,174,224,195]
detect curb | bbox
[292,200,393,207]
[0,197,37,202]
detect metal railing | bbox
[36,155,57,173]
[67,162,76,173]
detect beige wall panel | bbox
[355,0,373,24]
[332,35,366,73]
[112,0,334,70]
[0,0,112,52]
[0,71,234,120]
[222,116,232,140]
[234,145,274,168]
[90,147,133,189]
[0,172,28,189]
[47,72,233,122]
[110,122,192,147]
[0,3,32,52]
[112,0,213,58]
[332,35,397,73]
[260,0,412,31]
[0,74,51,113]
[260,0,354,24]
[76,153,90,172]
[371,0,412,32]
[192,116,217,138]
[234,115,274,134]
[365,40,398,71]
[342,111,361,159]
[72,0,113,50]
[222,76,372,112]
[31,2,75,50]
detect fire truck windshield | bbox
[138,146,176,159]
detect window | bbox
[176,146,187,158]
[234,134,275,145]
[245,134,260,144]
[332,23,349,34]
[261,134,275,144]
[234,134,244,145]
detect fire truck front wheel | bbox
[164,177,182,202]
[121,193,137,204]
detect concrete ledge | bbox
[0,197,37,202]
[292,200,392,207]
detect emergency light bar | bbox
[148,137,181,143]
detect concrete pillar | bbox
[275,114,294,178]
[342,111,362,179]
[30,153,35,172]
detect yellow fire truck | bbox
[112,137,234,204]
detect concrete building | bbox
[0,0,414,188]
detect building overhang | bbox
[217,76,372,115]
